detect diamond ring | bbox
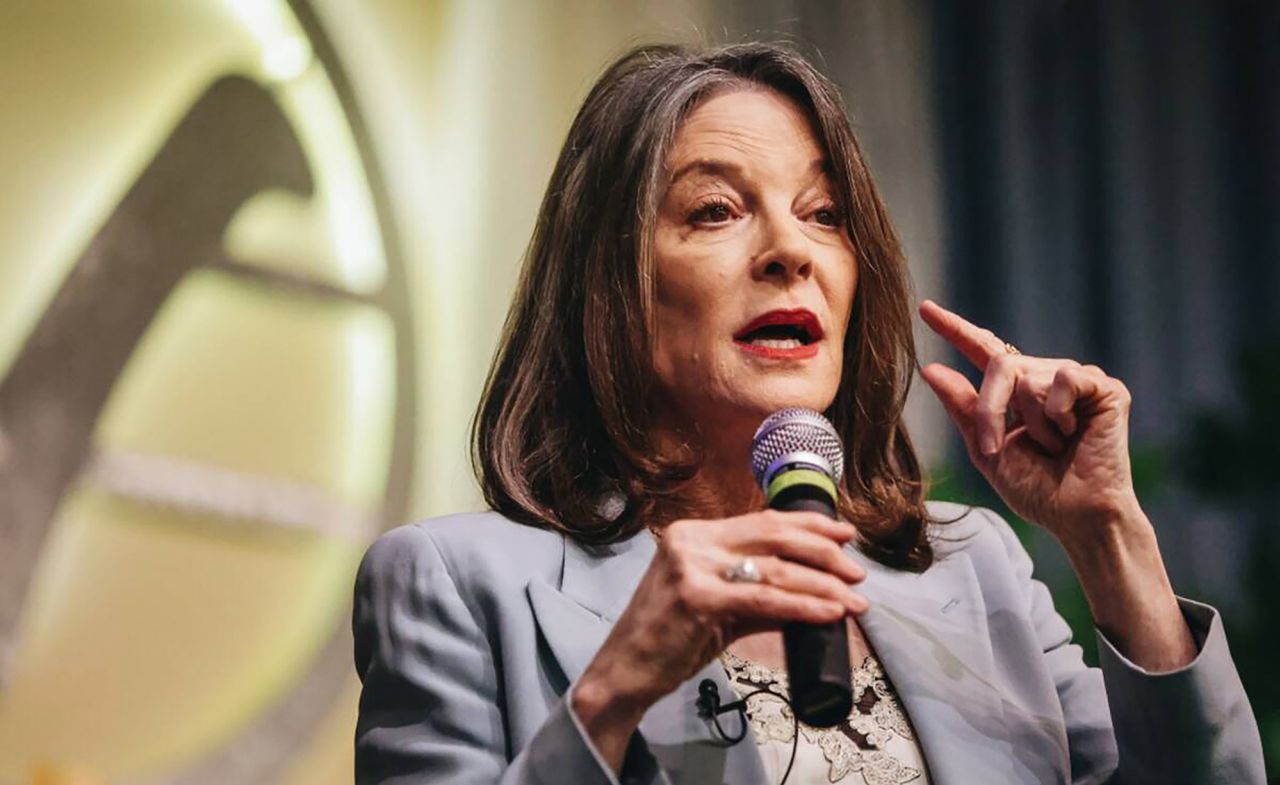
[723,557,763,584]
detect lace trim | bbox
[719,651,925,784]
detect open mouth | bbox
[733,309,824,357]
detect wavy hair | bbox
[472,42,937,571]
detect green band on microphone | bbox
[764,468,837,505]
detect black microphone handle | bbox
[769,481,853,728]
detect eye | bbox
[688,198,737,226]
[811,203,845,227]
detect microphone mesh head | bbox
[750,408,845,488]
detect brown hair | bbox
[472,42,936,571]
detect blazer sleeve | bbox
[981,508,1266,785]
[352,525,655,785]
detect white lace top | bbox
[719,651,933,785]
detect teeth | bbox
[749,337,803,348]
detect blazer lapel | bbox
[528,531,1027,785]
[856,547,1017,785]
[527,532,770,785]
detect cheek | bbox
[652,293,722,374]
[834,255,858,336]
[656,251,731,309]
[651,270,740,398]
[653,247,737,344]
[821,257,858,379]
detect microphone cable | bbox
[696,678,799,785]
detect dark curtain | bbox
[930,1,1280,774]
[930,0,1279,583]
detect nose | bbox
[751,207,813,284]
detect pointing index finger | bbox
[919,299,1005,371]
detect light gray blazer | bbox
[352,501,1265,784]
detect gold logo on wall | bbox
[0,1,413,782]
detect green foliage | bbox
[1183,339,1280,498]
[1179,335,1280,780]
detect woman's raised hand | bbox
[916,300,1200,674]
[917,299,1144,545]
[572,509,866,765]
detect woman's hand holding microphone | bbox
[572,296,1200,774]
[571,509,867,773]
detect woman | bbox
[353,43,1263,784]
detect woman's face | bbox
[651,88,858,440]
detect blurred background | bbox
[0,1,1275,783]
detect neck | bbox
[650,416,766,523]
[690,444,765,518]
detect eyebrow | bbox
[666,157,832,187]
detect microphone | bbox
[750,408,852,727]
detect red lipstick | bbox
[733,309,824,360]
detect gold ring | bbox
[1003,342,1020,355]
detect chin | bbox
[728,351,840,411]
[661,355,840,435]
[739,381,836,420]
[680,387,835,455]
